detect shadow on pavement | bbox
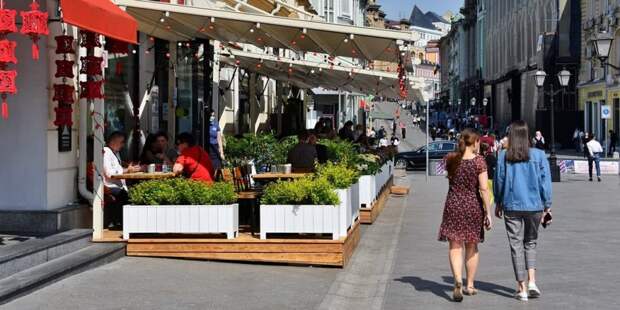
[394,276,515,301]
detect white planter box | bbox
[359,175,376,209]
[123,204,239,240]
[260,204,341,240]
[349,182,360,224]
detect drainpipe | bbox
[270,4,282,15]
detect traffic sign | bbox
[602,105,611,119]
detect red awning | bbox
[61,0,138,44]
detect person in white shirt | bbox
[379,136,389,147]
[103,132,140,228]
[586,135,604,182]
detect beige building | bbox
[578,0,620,142]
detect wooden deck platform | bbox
[360,176,393,224]
[95,222,361,267]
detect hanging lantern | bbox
[53,106,73,127]
[79,31,101,49]
[20,1,48,60]
[53,84,75,104]
[79,56,103,76]
[0,39,16,63]
[54,35,74,54]
[55,60,75,78]
[0,69,17,119]
[0,5,16,35]
[79,80,104,100]
[106,38,129,76]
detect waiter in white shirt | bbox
[586,135,604,182]
[103,132,140,228]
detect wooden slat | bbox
[129,252,343,266]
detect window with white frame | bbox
[341,0,352,18]
[325,0,335,23]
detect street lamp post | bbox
[535,69,571,182]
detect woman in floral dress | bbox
[439,128,493,302]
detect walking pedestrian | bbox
[494,120,552,301]
[532,131,546,150]
[392,119,398,136]
[586,135,604,182]
[400,121,406,139]
[439,128,493,302]
[573,128,581,153]
[608,130,618,156]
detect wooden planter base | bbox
[120,220,361,268]
[360,176,393,224]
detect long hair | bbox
[505,120,530,162]
[446,128,480,178]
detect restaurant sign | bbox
[58,125,71,152]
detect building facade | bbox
[578,0,620,144]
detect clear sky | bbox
[377,0,464,21]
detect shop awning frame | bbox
[220,48,411,99]
[113,0,417,62]
[61,0,138,44]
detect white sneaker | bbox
[515,291,528,301]
[528,282,541,298]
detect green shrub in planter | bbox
[129,179,236,205]
[314,162,359,189]
[354,153,382,176]
[261,177,339,205]
[318,138,358,165]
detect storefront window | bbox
[175,41,209,144]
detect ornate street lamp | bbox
[593,32,614,62]
[535,68,571,182]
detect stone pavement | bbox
[3,130,619,309]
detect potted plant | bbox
[123,179,238,239]
[315,162,360,235]
[354,153,381,208]
[260,177,341,240]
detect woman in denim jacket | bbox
[494,120,552,301]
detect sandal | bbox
[453,282,463,302]
[464,287,478,296]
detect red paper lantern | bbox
[55,60,74,78]
[79,31,101,49]
[53,84,75,104]
[0,39,16,63]
[80,56,103,76]
[79,80,104,100]
[53,106,73,127]
[0,69,16,119]
[55,35,74,54]
[20,1,48,60]
[0,6,16,34]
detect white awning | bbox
[114,0,417,62]
[219,48,409,99]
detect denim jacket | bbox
[494,149,553,211]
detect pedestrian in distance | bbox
[608,130,618,157]
[586,135,604,182]
[573,128,581,153]
[400,121,406,139]
[439,128,493,302]
[532,131,546,150]
[494,120,553,301]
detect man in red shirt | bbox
[479,130,495,155]
[173,132,214,183]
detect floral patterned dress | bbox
[438,155,487,243]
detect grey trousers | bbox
[504,211,543,282]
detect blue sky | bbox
[377,0,464,21]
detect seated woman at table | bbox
[173,132,214,183]
[140,132,178,165]
[103,131,140,228]
[287,130,318,173]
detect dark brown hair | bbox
[446,128,480,178]
[506,120,530,162]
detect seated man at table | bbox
[103,131,140,228]
[287,130,318,173]
[173,132,214,183]
[140,132,178,165]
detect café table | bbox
[111,172,177,180]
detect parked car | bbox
[395,141,457,170]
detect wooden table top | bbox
[111,172,176,180]
[252,173,310,180]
